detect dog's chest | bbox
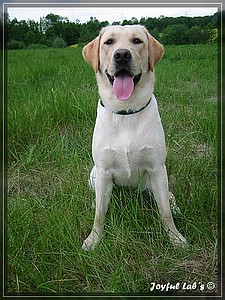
[93,115,162,187]
[109,141,154,187]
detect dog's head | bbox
[82,25,164,102]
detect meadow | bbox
[7,44,219,295]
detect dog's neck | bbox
[96,71,155,114]
[99,97,152,115]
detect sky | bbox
[7,6,218,24]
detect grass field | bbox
[7,44,219,295]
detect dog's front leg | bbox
[148,164,187,246]
[82,168,113,250]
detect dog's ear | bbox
[146,30,164,72]
[82,35,101,73]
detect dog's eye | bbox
[104,39,114,45]
[132,38,143,44]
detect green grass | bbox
[7,44,219,295]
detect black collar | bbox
[100,98,151,115]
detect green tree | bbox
[52,37,66,48]
[7,12,218,49]
[130,17,139,25]
[121,19,132,25]
[79,17,108,43]
[42,13,67,44]
[188,25,206,44]
[112,21,121,25]
[161,24,189,45]
[140,17,158,31]
[7,18,29,44]
[63,21,81,45]
[203,22,215,43]
[150,27,160,41]
[8,39,25,50]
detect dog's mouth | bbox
[106,70,142,101]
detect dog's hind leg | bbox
[147,164,187,246]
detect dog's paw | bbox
[82,231,100,251]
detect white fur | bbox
[82,25,187,250]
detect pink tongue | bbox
[113,73,134,101]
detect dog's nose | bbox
[114,49,131,63]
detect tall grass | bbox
[7,44,219,295]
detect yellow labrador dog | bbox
[82,25,187,250]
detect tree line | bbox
[6,12,218,50]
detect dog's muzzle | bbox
[114,48,132,66]
[106,49,142,101]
